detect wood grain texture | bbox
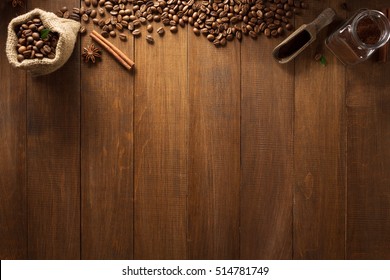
[346,0,390,260]
[240,35,294,259]
[134,26,188,259]
[2,0,390,261]
[346,62,390,259]
[293,0,346,259]
[81,14,134,258]
[0,3,27,260]
[187,35,240,259]
[26,0,80,259]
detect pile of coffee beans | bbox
[64,0,307,47]
[15,17,59,62]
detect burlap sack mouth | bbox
[6,8,80,76]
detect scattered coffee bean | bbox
[119,34,127,41]
[156,27,165,36]
[80,26,87,34]
[82,13,89,22]
[76,0,307,47]
[193,27,200,36]
[132,29,141,36]
[146,35,154,44]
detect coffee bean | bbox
[147,24,153,33]
[17,54,24,62]
[132,29,141,36]
[80,26,87,34]
[101,31,109,37]
[82,14,89,22]
[170,26,178,33]
[193,27,200,36]
[207,34,215,41]
[109,30,116,37]
[146,35,154,44]
[156,27,165,36]
[90,9,97,18]
[116,23,123,30]
[119,34,127,41]
[85,0,91,7]
[32,32,40,40]
[35,40,44,49]
[98,7,105,16]
[18,46,27,54]
[249,30,257,39]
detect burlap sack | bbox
[6,8,80,76]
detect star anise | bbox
[82,43,102,63]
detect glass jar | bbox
[325,9,390,65]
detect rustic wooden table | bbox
[1,0,390,260]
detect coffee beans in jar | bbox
[15,17,59,62]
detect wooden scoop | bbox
[272,8,336,63]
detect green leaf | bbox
[320,55,327,66]
[40,29,51,39]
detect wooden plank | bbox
[240,31,294,258]
[293,1,346,259]
[133,25,188,259]
[0,3,27,260]
[187,34,240,259]
[346,0,390,259]
[80,8,134,259]
[26,0,80,259]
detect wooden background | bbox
[1,0,390,259]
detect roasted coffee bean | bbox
[82,14,89,22]
[90,9,97,18]
[156,27,165,36]
[119,34,127,41]
[249,30,257,39]
[170,26,178,33]
[17,54,25,62]
[80,26,87,34]
[147,24,153,33]
[132,29,141,36]
[60,6,68,13]
[98,7,105,16]
[146,35,154,44]
[193,27,200,36]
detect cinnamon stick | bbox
[92,30,134,67]
[91,30,135,69]
[378,8,389,63]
